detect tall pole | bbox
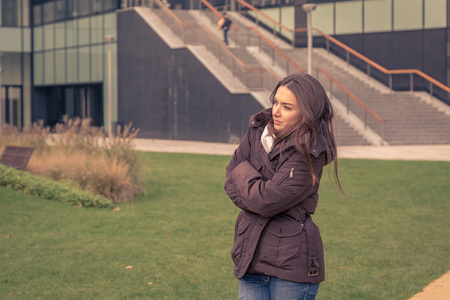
[302,4,317,75]
[105,35,114,137]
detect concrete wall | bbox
[117,9,263,143]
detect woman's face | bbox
[272,85,302,131]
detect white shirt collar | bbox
[261,125,275,154]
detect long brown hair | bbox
[268,73,345,194]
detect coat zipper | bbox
[276,167,294,185]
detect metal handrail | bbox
[152,0,254,71]
[232,0,449,98]
[312,28,450,96]
[317,68,385,144]
[149,0,278,89]
[247,26,303,73]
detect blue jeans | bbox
[239,273,319,300]
[223,28,229,45]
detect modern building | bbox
[1,0,120,130]
[0,0,448,142]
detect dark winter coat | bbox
[222,17,232,30]
[224,108,329,283]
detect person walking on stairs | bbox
[218,13,232,45]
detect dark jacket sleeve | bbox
[225,129,251,172]
[228,153,323,218]
[224,129,252,210]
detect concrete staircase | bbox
[222,10,450,145]
[303,49,450,145]
[138,5,450,145]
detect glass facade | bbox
[255,0,447,37]
[0,0,29,27]
[32,0,120,25]
[310,0,447,35]
[424,0,447,29]
[336,1,363,34]
[1,0,449,130]
[393,0,422,31]
[30,0,120,128]
[248,6,295,40]
[364,0,392,33]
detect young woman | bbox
[224,73,343,299]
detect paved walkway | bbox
[134,138,450,162]
[133,138,450,299]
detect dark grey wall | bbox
[117,10,263,143]
[333,29,447,86]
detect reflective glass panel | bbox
[55,0,65,21]
[336,1,363,34]
[393,0,422,31]
[66,20,77,47]
[34,52,44,85]
[364,0,392,33]
[424,0,446,29]
[78,0,90,17]
[66,48,77,83]
[91,15,103,44]
[33,4,42,25]
[21,0,30,26]
[78,17,90,46]
[104,0,119,11]
[33,26,43,51]
[43,1,55,24]
[2,0,18,26]
[55,49,66,84]
[44,51,55,84]
[312,3,334,35]
[91,0,103,14]
[104,13,117,38]
[55,22,65,49]
[67,0,78,18]
[280,6,294,41]
[79,46,90,82]
[91,45,103,81]
[43,24,54,50]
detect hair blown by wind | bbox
[268,73,346,195]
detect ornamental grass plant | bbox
[0,117,143,203]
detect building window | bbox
[364,0,391,33]
[312,3,334,35]
[393,0,422,31]
[54,0,65,21]
[424,0,446,29]
[43,1,55,23]
[33,3,42,25]
[1,0,18,26]
[335,0,363,34]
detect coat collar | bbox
[250,108,329,159]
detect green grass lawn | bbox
[1,152,449,299]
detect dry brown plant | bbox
[1,117,143,203]
[0,122,50,152]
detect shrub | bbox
[0,117,144,203]
[0,164,114,208]
[0,122,49,152]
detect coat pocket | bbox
[231,214,251,265]
[258,218,304,270]
[276,167,294,185]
